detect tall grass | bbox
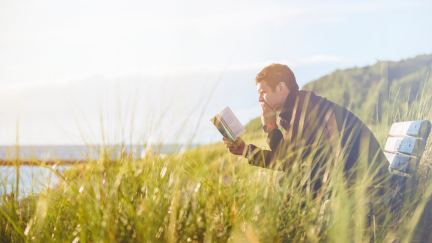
[1,84,432,242]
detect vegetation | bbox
[1,54,432,242]
[303,54,432,126]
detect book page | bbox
[210,107,244,141]
[211,116,229,140]
[220,107,244,139]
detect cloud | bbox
[298,55,346,65]
[190,55,347,73]
[161,1,428,31]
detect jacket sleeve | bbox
[243,128,284,168]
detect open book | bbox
[210,107,245,141]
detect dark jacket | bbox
[243,89,397,231]
[244,90,389,186]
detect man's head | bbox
[256,64,298,111]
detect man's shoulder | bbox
[297,90,332,109]
[280,89,357,120]
[299,90,349,111]
[302,90,366,126]
[297,90,362,124]
[279,90,331,125]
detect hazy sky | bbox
[1,0,431,145]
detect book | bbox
[210,107,244,141]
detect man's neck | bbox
[278,95,288,111]
[280,89,299,112]
[277,90,293,111]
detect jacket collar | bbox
[279,89,300,120]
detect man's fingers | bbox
[223,137,245,156]
[228,144,238,153]
[224,137,241,145]
[223,139,233,146]
[227,143,240,151]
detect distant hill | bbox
[303,54,432,124]
[244,54,432,135]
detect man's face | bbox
[256,81,288,112]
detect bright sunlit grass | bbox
[1,82,432,242]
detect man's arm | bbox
[324,110,340,142]
[244,128,284,168]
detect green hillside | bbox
[303,54,432,125]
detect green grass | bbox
[1,88,432,242]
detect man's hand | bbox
[223,137,246,156]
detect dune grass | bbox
[1,88,432,242]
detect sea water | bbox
[0,165,67,198]
[0,144,186,198]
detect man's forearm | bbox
[243,128,284,169]
[267,128,283,151]
[243,144,274,168]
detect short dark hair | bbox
[256,64,299,91]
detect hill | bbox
[303,54,432,124]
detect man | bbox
[224,63,389,192]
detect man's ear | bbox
[278,82,288,92]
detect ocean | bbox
[0,144,188,198]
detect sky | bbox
[0,0,431,145]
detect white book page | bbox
[220,107,244,139]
